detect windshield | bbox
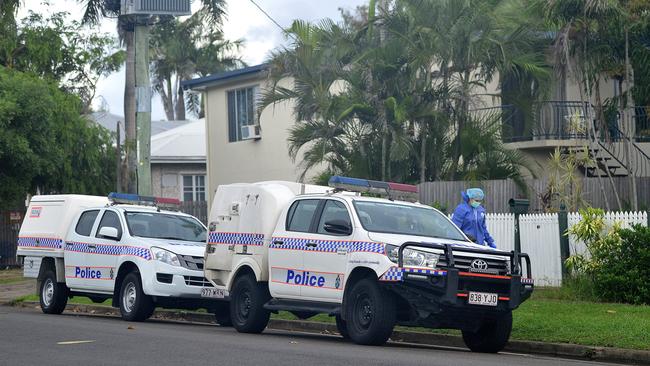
[125,212,207,242]
[353,201,466,241]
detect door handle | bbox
[87,244,96,249]
[306,242,318,248]
[273,240,284,245]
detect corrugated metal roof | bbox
[150,119,205,163]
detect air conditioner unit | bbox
[121,0,191,16]
[241,124,261,140]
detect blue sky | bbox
[20,0,367,120]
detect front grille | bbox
[438,255,509,275]
[178,255,204,270]
[183,276,213,287]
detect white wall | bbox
[203,77,323,206]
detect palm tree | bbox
[150,10,244,120]
[77,0,227,191]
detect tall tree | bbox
[150,10,243,120]
[78,0,228,191]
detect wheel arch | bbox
[37,257,65,283]
[227,261,262,292]
[111,261,140,307]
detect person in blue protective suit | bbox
[451,188,496,248]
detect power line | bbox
[248,0,296,40]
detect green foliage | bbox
[260,0,545,185]
[567,208,650,305]
[0,67,116,207]
[150,8,243,120]
[2,10,124,113]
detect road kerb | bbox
[12,301,650,365]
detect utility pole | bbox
[135,19,152,196]
[116,121,122,192]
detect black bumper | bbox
[382,242,534,330]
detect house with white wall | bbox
[184,63,650,208]
[182,64,321,206]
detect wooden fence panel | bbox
[179,201,208,225]
[419,177,650,213]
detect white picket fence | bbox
[484,211,648,287]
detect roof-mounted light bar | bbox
[108,192,181,210]
[328,176,419,202]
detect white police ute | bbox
[203,177,534,352]
[17,193,228,322]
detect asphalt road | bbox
[0,306,629,366]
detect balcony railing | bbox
[489,102,650,143]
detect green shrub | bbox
[567,208,650,305]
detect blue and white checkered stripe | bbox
[65,242,152,260]
[269,237,385,254]
[403,268,447,276]
[379,267,403,281]
[521,278,534,285]
[17,237,63,249]
[379,267,447,282]
[208,232,265,246]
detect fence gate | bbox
[0,210,23,267]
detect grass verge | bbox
[13,290,650,351]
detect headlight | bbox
[505,259,512,275]
[385,244,439,268]
[151,247,181,267]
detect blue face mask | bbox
[470,201,481,208]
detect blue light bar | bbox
[108,192,180,209]
[108,192,140,202]
[328,176,369,187]
[328,176,419,201]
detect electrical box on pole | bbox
[121,0,191,16]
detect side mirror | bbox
[98,226,120,241]
[324,220,352,235]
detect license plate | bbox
[468,291,498,306]
[201,288,228,298]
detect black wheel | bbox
[214,301,232,326]
[335,314,350,339]
[230,274,270,333]
[344,277,396,345]
[462,311,513,353]
[39,269,68,314]
[119,272,155,322]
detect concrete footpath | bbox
[9,301,650,366]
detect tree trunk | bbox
[420,126,426,183]
[161,76,174,121]
[624,28,638,210]
[123,29,137,194]
[175,83,186,121]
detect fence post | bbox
[558,204,570,279]
[513,213,521,253]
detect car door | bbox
[268,198,321,298]
[89,209,125,292]
[301,199,353,302]
[64,209,101,290]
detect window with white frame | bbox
[182,175,206,202]
[227,85,259,142]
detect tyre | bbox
[344,277,396,346]
[335,314,350,340]
[119,272,155,322]
[214,301,232,326]
[462,311,513,353]
[230,274,270,333]
[39,269,68,314]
